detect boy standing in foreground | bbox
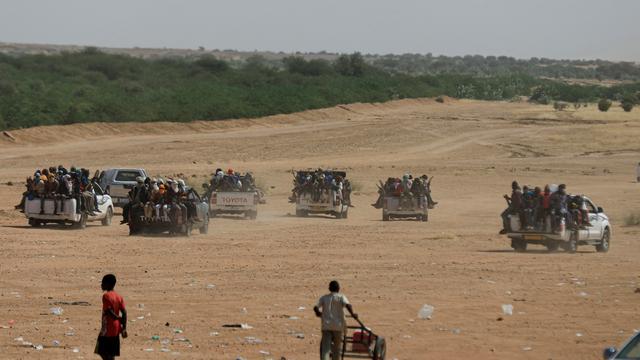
[96,274,127,360]
[314,280,358,360]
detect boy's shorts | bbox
[95,336,120,357]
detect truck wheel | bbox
[545,240,560,252]
[382,213,390,221]
[420,213,428,222]
[101,207,113,226]
[373,337,386,360]
[565,232,578,253]
[28,218,42,227]
[199,215,209,234]
[511,238,527,252]
[595,227,610,253]
[341,209,348,219]
[296,210,307,217]
[184,224,192,237]
[210,210,217,218]
[73,213,87,229]
[246,211,257,220]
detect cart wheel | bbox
[373,337,386,360]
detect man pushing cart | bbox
[314,281,386,360]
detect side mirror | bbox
[603,347,617,359]
[597,206,604,213]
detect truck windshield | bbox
[115,170,142,182]
[617,334,640,358]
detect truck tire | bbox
[101,207,113,226]
[296,210,308,217]
[210,210,217,218]
[545,240,560,252]
[373,337,386,360]
[382,213,390,221]
[341,209,348,219]
[511,238,527,252]
[29,218,42,227]
[199,215,209,234]
[246,210,257,220]
[184,223,192,237]
[565,232,578,253]
[420,213,428,222]
[72,213,87,230]
[595,227,610,253]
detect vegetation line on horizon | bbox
[0,48,639,130]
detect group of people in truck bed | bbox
[371,173,437,209]
[14,165,101,216]
[209,168,257,192]
[289,168,352,206]
[500,181,592,234]
[121,176,199,225]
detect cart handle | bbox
[347,315,366,328]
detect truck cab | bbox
[98,168,147,207]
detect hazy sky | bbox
[1,0,639,61]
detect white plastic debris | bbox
[34,344,44,351]
[579,291,588,297]
[418,304,434,320]
[502,304,513,316]
[72,348,80,353]
[522,346,532,351]
[50,307,64,316]
[206,284,216,289]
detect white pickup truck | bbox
[296,190,349,219]
[506,195,611,253]
[209,191,259,219]
[382,195,428,221]
[97,168,147,207]
[24,185,114,229]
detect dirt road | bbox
[1,98,639,359]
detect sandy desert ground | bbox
[1,98,639,359]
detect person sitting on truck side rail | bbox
[550,184,570,232]
[522,185,536,230]
[120,176,146,224]
[45,173,60,215]
[539,185,552,228]
[177,179,198,221]
[144,178,159,220]
[499,181,523,234]
[579,195,592,227]
[57,174,72,214]
[14,176,35,212]
[36,174,47,214]
[420,174,438,208]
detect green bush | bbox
[622,101,634,112]
[598,98,612,112]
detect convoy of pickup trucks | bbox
[15,166,614,253]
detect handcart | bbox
[341,317,386,359]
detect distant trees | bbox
[0,51,639,130]
[598,99,612,112]
[334,53,366,76]
[283,56,332,76]
[194,56,229,73]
